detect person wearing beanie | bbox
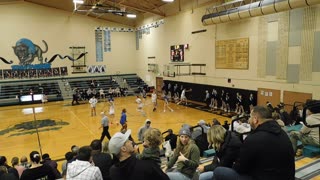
[137,119,152,142]
[165,127,200,180]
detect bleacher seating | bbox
[122,75,147,93]
[67,77,119,96]
[0,80,62,106]
[0,74,146,106]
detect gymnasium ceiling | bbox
[1,0,220,26]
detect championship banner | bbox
[87,65,106,74]
[95,29,103,62]
[104,30,111,52]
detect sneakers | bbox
[171,109,174,112]
[164,110,166,112]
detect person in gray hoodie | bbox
[66,146,102,180]
[137,119,152,142]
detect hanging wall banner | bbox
[104,30,111,52]
[87,65,106,74]
[95,29,103,62]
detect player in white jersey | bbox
[151,90,157,112]
[89,96,98,116]
[163,92,174,112]
[177,88,191,105]
[136,96,146,116]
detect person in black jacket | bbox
[108,129,169,180]
[164,129,177,150]
[90,139,114,180]
[213,106,295,180]
[20,151,56,180]
[197,125,241,180]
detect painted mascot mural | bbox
[12,38,48,65]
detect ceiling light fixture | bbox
[73,0,84,4]
[162,0,174,2]
[126,14,137,18]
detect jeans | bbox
[289,131,319,152]
[167,172,191,180]
[213,167,252,180]
[199,171,214,180]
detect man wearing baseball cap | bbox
[109,129,169,180]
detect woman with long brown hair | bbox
[165,127,200,180]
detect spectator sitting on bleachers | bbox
[272,112,286,131]
[66,146,102,179]
[90,139,114,180]
[11,157,25,178]
[41,153,61,179]
[115,87,121,97]
[61,152,73,177]
[213,106,295,180]
[19,156,31,169]
[164,129,177,151]
[197,125,241,180]
[192,120,209,140]
[165,127,200,180]
[136,128,163,166]
[20,151,56,180]
[0,156,19,179]
[289,100,320,156]
[108,129,169,180]
[99,88,105,99]
[86,88,93,99]
[0,165,18,180]
[231,116,251,134]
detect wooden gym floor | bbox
[0,96,225,161]
[0,96,319,179]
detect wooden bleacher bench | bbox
[187,100,207,106]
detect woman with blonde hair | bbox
[165,127,200,180]
[197,125,242,180]
[137,128,163,165]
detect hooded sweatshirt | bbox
[110,155,169,180]
[137,121,151,141]
[234,120,295,180]
[66,160,102,180]
[300,113,320,144]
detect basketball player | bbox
[151,90,157,112]
[89,96,98,116]
[163,92,174,112]
[136,96,146,116]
